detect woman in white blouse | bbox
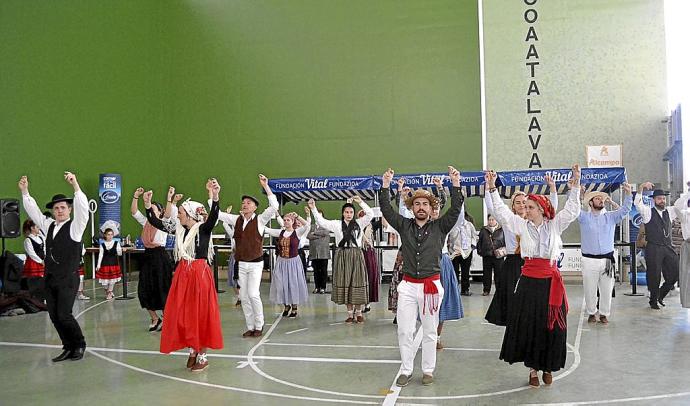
[309,196,374,323]
[485,165,581,388]
[131,187,177,331]
[265,212,311,318]
[22,219,45,299]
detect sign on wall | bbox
[586,145,623,168]
[98,173,121,237]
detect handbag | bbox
[489,230,507,258]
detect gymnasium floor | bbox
[1,279,689,405]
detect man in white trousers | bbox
[216,174,278,337]
[378,166,463,387]
[578,182,632,324]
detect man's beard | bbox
[655,203,666,210]
[415,210,429,220]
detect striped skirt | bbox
[331,247,369,305]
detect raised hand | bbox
[167,186,175,202]
[259,174,268,188]
[209,178,221,201]
[304,206,311,215]
[571,164,581,183]
[226,205,233,214]
[134,187,144,198]
[432,176,443,188]
[307,198,316,210]
[64,171,80,191]
[352,195,363,204]
[396,177,405,189]
[18,176,29,193]
[346,197,354,204]
[621,182,632,195]
[173,193,184,204]
[484,170,497,190]
[382,168,395,188]
[143,190,153,207]
[402,186,411,196]
[545,174,556,191]
[448,166,461,187]
[639,182,654,191]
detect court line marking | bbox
[246,316,387,400]
[18,291,689,404]
[395,298,586,400]
[263,342,500,352]
[75,289,138,319]
[285,328,308,335]
[0,342,400,364]
[87,350,378,405]
[382,327,423,406]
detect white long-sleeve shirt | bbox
[214,194,279,237]
[97,240,123,269]
[23,234,45,264]
[264,224,311,240]
[672,192,690,240]
[311,201,374,247]
[634,192,681,225]
[489,189,580,260]
[22,190,89,242]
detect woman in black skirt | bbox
[484,166,580,387]
[131,187,176,332]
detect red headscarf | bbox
[527,194,555,220]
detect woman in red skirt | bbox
[485,165,581,388]
[144,179,223,372]
[22,219,45,299]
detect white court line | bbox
[395,298,587,400]
[329,322,345,326]
[285,328,308,335]
[246,315,386,400]
[87,350,378,404]
[74,290,138,319]
[264,342,500,352]
[382,327,423,406]
[0,342,400,364]
[523,391,690,405]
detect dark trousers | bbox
[311,258,329,290]
[482,256,504,293]
[452,254,473,293]
[45,274,85,350]
[26,277,45,301]
[645,244,679,304]
[298,248,308,279]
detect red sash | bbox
[403,274,441,315]
[521,258,568,331]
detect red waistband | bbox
[402,274,440,283]
[521,258,568,331]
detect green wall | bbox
[0,1,482,253]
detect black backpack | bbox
[1,251,24,295]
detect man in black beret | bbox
[634,182,680,309]
[18,172,89,361]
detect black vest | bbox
[45,220,82,279]
[646,208,672,247]
[100,242,119,266]
[29,236,45,260]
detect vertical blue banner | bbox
[98,173,122,237]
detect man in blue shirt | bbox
[578,183,632,324]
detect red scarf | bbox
[521,258,568,331]
[402,274,441,315]
[527,194,555,220]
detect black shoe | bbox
[362,306,371,313]
[393,316,397,325]
[149,318,162,332]
[289,310,297,318]
[52,349,72,363]
[70,347,85,361]
[658,299,666,307]
[650,301,660,310]
[282,305,290,317]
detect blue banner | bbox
[98,173,122,237]
[375,171,486,191]
[497,167,627,187]
[268,175,376,193]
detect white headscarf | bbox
[181,199,207,222]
